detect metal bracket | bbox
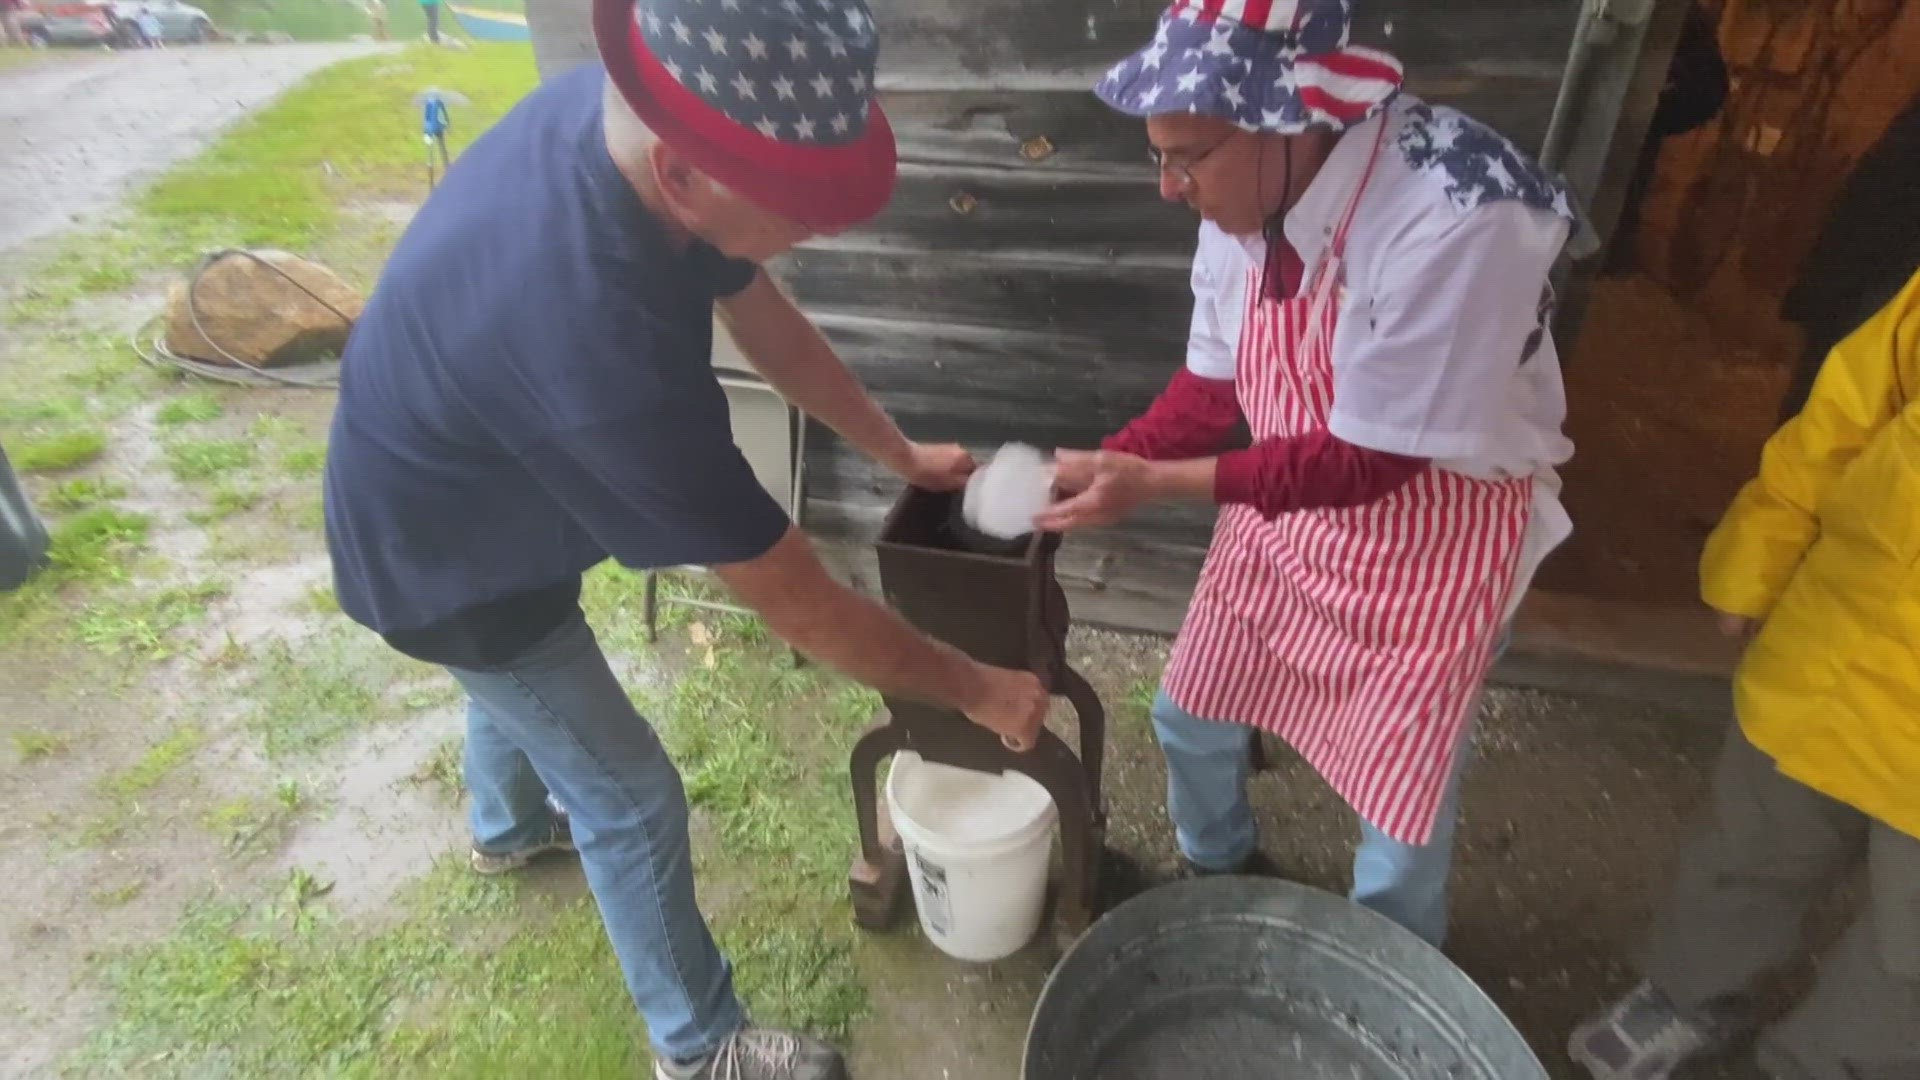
[1583,0,1657,46]
[643,406,808,654]
[1590,0,1657,27]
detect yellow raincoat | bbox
[1701,266,1920,841]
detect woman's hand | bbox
[1036,449,1157,532]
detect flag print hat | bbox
[1097,0,1404,134]
[595,0,897,233]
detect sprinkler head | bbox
[411,87,472,107]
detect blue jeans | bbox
[448,613,743,1063]
[1150,690,1476,948]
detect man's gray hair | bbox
[602,81,743,205]
[602,80,658,169]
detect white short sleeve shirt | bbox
[1180,95,1578,614]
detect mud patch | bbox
[275,712,468,916]
[358,199,420,227]
[112,401,209,566]
[212,554,335,648]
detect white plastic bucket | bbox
[885,751,1058,962]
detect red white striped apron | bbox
[1160,121,1531,846]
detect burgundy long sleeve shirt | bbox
[1101,367,1428,518]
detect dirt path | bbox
[0,42,394,1077]
[0,43,385,262]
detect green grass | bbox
[287,489,327,532]
[203,779,307,854]
[7,45,536,337]
[141,45,536,253]
[0,35,899,1078]
[93,881,147,908]
[76,579,230,659]
[244,627,437,757]
[186,480,262,526]
[0,506,154,652]
[189,0,523,42]
[50,507,150,570]
[204,0,379,40]
[82,619,877,1075]
[13,429,107,473]
[102,726,204,803]
[11,729,71,760]
[579,565,756,659]
[79,860,647,1077]
[164,436,254,481]
[638,638,874,1037]
[43,477,128,512]
[0,48,91,76]
[83,724,207,844]
[206,510,301,566]
[280,442,327,479]
[408,737,465,803]
[247,414,301,443]
[0,332,150,482]
[303,583,341,614]
[0,392,87,425]
[154,392,224,427]
[1124,676,1159,714]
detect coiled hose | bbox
[131,248,352,389]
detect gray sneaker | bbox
[1569,981,1727,1080]
[1181,849,1281,879]
[468,815,575,876]
[654,1026,848,1080]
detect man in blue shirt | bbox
[323,2,1047,1076]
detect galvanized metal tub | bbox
[1023,876,1548,1080]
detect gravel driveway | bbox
[0,43,387,262]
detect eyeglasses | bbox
[1148,132,1236,189]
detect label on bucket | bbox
[912,851,952,935]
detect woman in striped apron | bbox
[1042,0,1578,947]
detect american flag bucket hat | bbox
[1096,0,1403,134]
[594,0,897,234]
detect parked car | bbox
[15,8,49,45]
[22,0,212,46]
[22,2,131,47]
[114,0,214,42]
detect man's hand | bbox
[720,279,970,493]
[714,527,1048,746]
[1717,612,1759,640]
[890,442,976,493]
[961,664,1049,752]
[1036,449,1158,532]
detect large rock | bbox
[163,250,363,369]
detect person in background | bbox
[1776,89,1920,422]
[417,0,439,44]
[1570,267,1920,1080]
[322,1,1048,1077]
[364,0,388,41]
[1039,0,1577,949]
[135,7,162,47]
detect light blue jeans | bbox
[447,613,743,1064]
[1151,689,1476,948]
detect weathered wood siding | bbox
[795,0,1586,620]
[525,0,1678,630]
